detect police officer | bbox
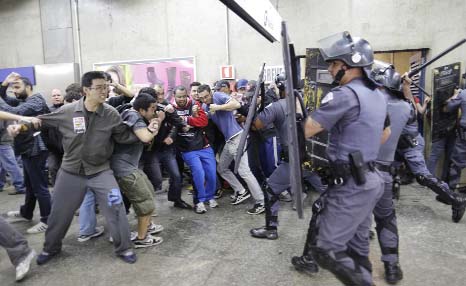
[445,88,466,191]
[397,75,466,222]
[249,73,297,239]
[300,32,388,286]
[370,62,410,284]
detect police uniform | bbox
[311,77,386,285]
[250,99,290,239]
[446,90,466,189]
[397,99,466,222]
[373,88,410,283]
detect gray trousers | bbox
[217,133,264,203]
[373,170,399,263]
[0,217,31,266]
[317,171,384,284]
[448,137,466,188]
[43,169,132,255]
[266,162,290,226]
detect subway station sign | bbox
[219,0,282,42]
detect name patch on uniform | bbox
[321,92,334,104]
[73,117,86,134]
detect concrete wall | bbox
[0,0,465,87]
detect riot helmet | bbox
[370,60,402,92]
[275,72,286,92]
[318,31,375,84]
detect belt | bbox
[375,162,391,173]
[375,162,397,176]
[324,161,376,186]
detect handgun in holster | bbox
[349,151,367,185]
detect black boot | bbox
[452,193,466,223]
[384,261,403,284]
[291,255,319,275]
[250,226,278,240]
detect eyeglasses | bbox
[89,85,109,92]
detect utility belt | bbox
[318,151,375,186]
[374,162,398,176]
[397,133,419,150]
[457,126,466,140]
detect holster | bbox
[320,154,374,186]
[397,134,418,149]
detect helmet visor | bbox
[318,31,354,59]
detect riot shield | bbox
[282,21,304,219]
[234,63,266,173]
[303,48,337,169]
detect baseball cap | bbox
[215,80,230,91]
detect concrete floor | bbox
[1,182,466,286]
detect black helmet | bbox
[370,60,402,91]
[318,31,374,68]
[275,72,286,91]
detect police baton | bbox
[408,38,466,78]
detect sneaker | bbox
[36,251,59,265]
[208,199,218,208]
[231,191,251,205]
[134,234,163,249]
[8,189,25,195]
[279,191,293,202]
[118,251,137,264]
[230,194,237,201]
[147,223,164,235]
[247,203,265,215]
[16,249,36,281]
[6,211,30,222]
[27,222,48,234]
[195,202,207,214]
[77,226,105,242]
[130,231,138,241]
[214,189,224,199]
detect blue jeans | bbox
[0,145,25,192]
[142,148,182,202]
[182,147,217,203]
[79,190,96,236]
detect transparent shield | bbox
[318,31,354,58]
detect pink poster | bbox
[94,57,196,101]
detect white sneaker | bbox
[6,211,30,222]
[195,202,207,214]
[208,199,218,208]
[147,223,164,234]
[15,249,36,281]
[27,222,48,234]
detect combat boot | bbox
[249,226,278,240]
[384,261,403,284]
[291,255,319,275]
[452,193,466,223]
